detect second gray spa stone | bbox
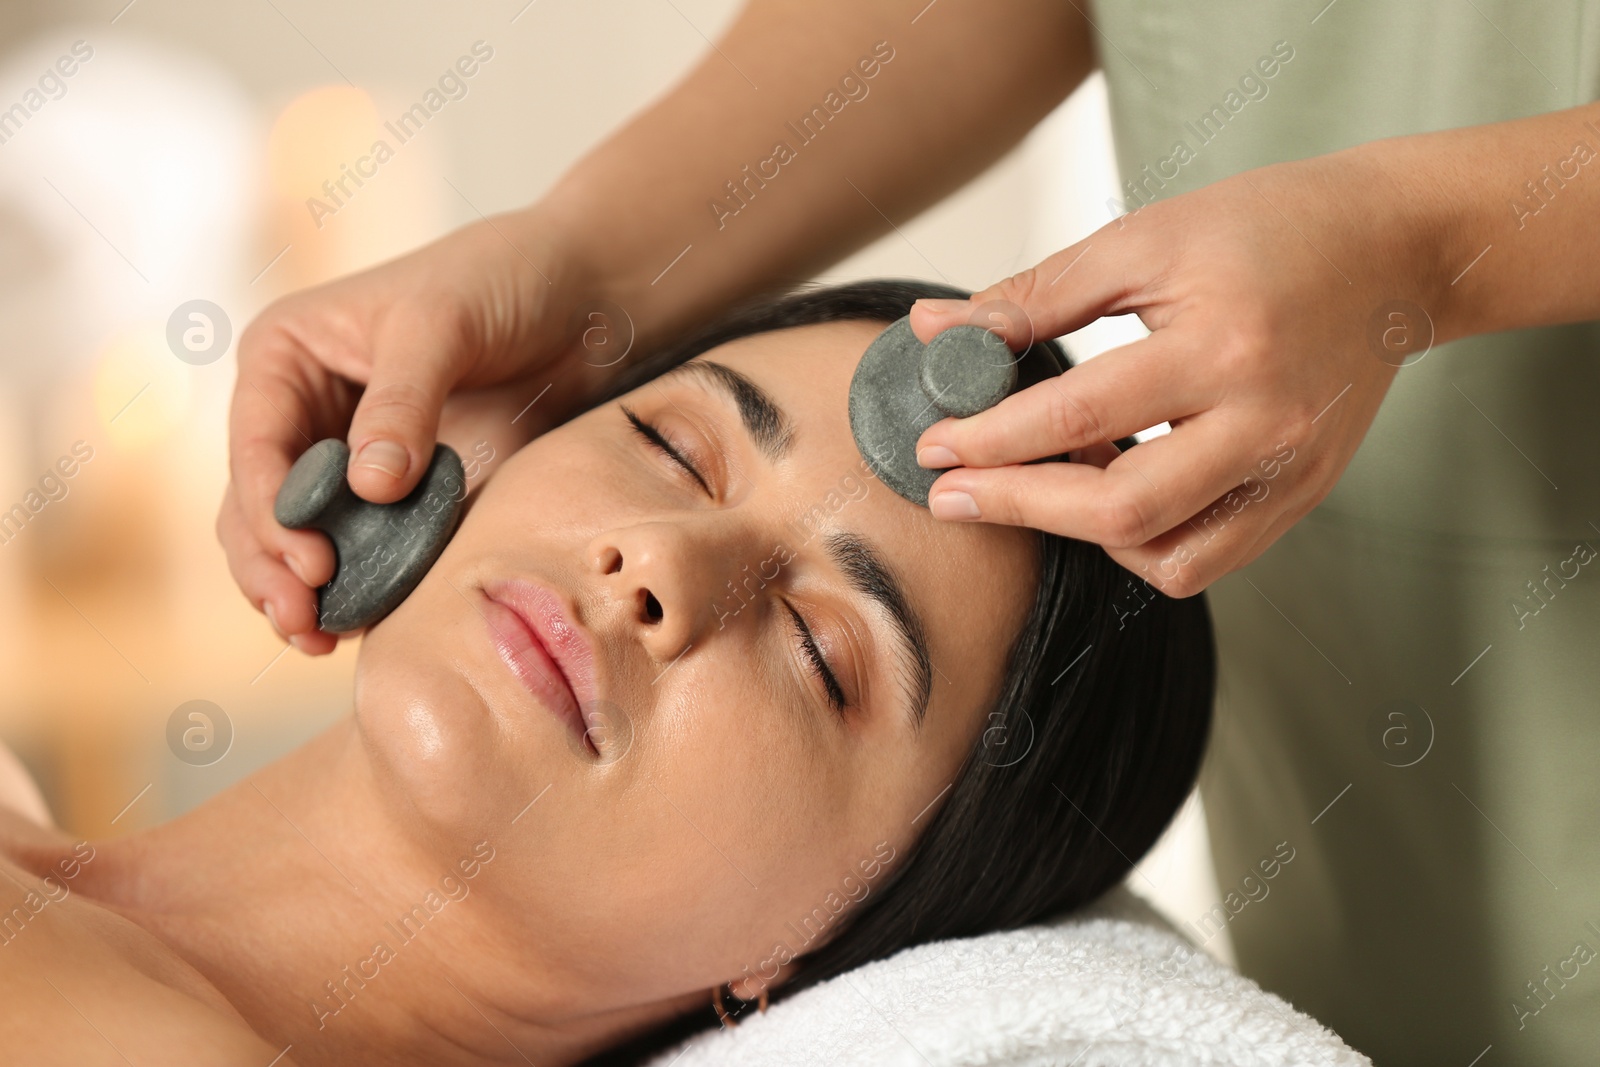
[274,438,466,633]
[920,325,1016,419]
[851,317,1038,508]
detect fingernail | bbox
[353,439,408,478]
[284,554,309,585]
[289,633,311,652]
[915,298,971,313]
[929,491,980,520]
[917,445,960,469]
[263,601,284,637]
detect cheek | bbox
[465,428,645,546]
[548,658,866,990]
[627,656,846,874]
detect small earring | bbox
[711,984,735,1028]
[711,982,770,1028]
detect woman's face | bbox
[354,319,1037,1007]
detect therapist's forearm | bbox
[523,0,1093,353]
[1356,101,1600,342]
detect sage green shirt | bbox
[1090,2,1600,1063]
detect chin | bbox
[349,558,601,838]
[351,584,527,834]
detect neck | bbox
[78,719,701,1066]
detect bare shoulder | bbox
[0,821,295,1065]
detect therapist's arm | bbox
[225,0,1095,652]
[529,0,1096,351]
[1417,102,1600,337]
[907,101,1600,596]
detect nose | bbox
[585,521,743,664]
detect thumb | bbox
[908,233,1135,348]
[345,337,460,504]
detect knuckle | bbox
[234,318,272,368]
[1308,468,1337,505]
[1096,486,1153,547]
[1295,464,1336,509]
[355,380,433,431]
[992,268,1040,311]
[1164,568,1205,599]
[235,300,295,368]
[1045,388,1091,446]
[959,271,1042,346]
[1214,315,1275,377]
[1278,403,1320,452]
[1212,336,1256,381]
[235,326,264,369]
[1047,384,1115,450]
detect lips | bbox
[481,579,599,751]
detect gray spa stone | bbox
[920,325,1016,418]
[849,316,1067,508]
[274,439,466,633]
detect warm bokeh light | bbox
[267,84,382,201]
[91,323,194,450]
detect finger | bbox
[1105,475,1300,600]
[229,543,340,656]
[345,323,464,504]
[230,424,340,584]
[916,332,1207,468]
[1102,525,1217,601]
[925,414,1274,550]
[228,337,346,586]
[1221,467,1334,577]
[219,500,339,655]
[218,486,320,628]
[907,229,1143,347]
[925,460,1111,535]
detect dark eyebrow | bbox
[824,530,935,732]
[663,359,795,463]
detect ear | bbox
[727,960,802,1003]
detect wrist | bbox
[1328,117,1600,345]
[527,168,719,353]
[1323,137,1469,344]
[482,202,633,415]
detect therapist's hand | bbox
[222,215,606,654]
[909,150,1449,597]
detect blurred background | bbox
[0,0,1221,959]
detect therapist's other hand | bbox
[909,152,1444,597]
[223,216,599,654]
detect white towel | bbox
[647,887,1371,1067]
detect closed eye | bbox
[621,406,712,496]
[784,602,848,717]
